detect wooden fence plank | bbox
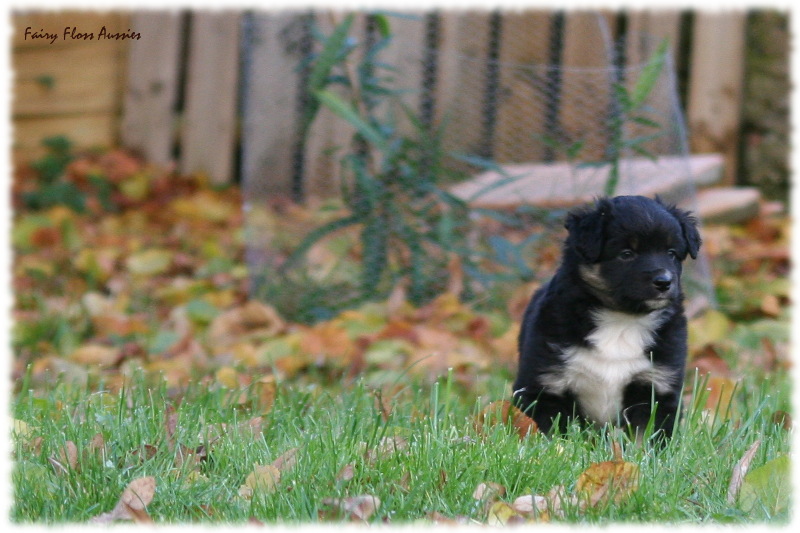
[687,12,746,184]
[241,12,304,198]
[13,43,121,117]
[180,12,241,185]
[302,12,363,199]
[378,12,427,135]
[435,11,492,164]
[492,10,553,163]
[625,10,682,67]
[120,11,183,165]
[558,11,618,163]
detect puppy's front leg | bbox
[620,382,680,440]
[514,389,579,434]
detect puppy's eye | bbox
[618,249,635,260]
[667,249,678,259]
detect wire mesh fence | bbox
[242,11,714,323]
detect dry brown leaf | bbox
[575,460,640,508]
[68,344,121,368]
[321,495,381,521]
[272,447,299,473]
[49,441,78,475]
[254,375,277,414]
[336,464,355,482]
[473,482,506,502]
[91,476,156,524]
[727,439,762,504]
[365,436,408,463]
[239,464,281,499]
[475,400,538,439]
[208,300,285,348]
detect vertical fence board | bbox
[378,12,427,135]
[121,12,183,165]
[435,11,492,162]
[625,11,682,67]
[241,13,303,197]
[180,12,240,185]
[302,12,364,199]
[558,10,617,162]
[687,12,746,184]
[493,10,552,163]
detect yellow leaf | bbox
[239,464,281,499]
[119,171,151,201]
[688,309,732,349]
[486,501,524,526]
[215,366,239,388]
[126,248,173,276]
[13,420,32,440]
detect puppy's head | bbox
[565,195,701,313]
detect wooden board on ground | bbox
[449,153,724,208]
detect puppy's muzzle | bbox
[652,270,673,293]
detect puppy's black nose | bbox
[653,271,673,292]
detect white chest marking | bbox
[542,309,676,425]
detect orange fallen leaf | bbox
[475,400,538,439]
[575,459,640,508]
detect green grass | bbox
[11,370,791,525]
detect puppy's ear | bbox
[565,198,610,262]
[665,203,702,259]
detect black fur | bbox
[512,195,701,439]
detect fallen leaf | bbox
[239,464,281,499]
[475,400,538,438]
[727,439,761,504]
[512,494,550,520]
[272,447,299,473]
[575,459,640,508]
[336,464,355,482]
[365,435,408,463]
[68,344,121,368]
[738,455,791,514]
[126,248,173,276]
[473,482,506,501]
[91,476,156,524]
[486,501,524,526]
[321,495,381,521]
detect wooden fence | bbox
[90,11,749,196]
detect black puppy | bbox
[512,195,701,439]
